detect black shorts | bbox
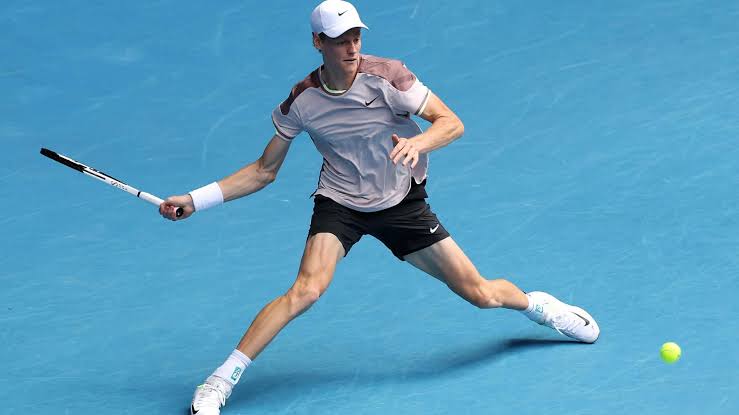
[308,180,451,260]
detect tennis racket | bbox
[40,147,183,217]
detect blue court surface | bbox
[2,1,738,414]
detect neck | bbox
[321,60,359,91]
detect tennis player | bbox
[160,2,600,413]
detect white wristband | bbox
[189,182,224,211]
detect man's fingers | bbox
[159,203,176,220]
[159,202,174,217]
[395,148,412,165]
[158,197,187,221]
[390,137,420,166]
[390,134,404,160]
[402,151,418,167]
[393,148,406,164]
[390,140,405,161]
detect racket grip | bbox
[140,192,182,217]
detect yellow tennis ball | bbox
[660,342,681,363]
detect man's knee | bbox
[460,278,503,309]
[285,272,329,315]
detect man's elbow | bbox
[261,169,277,185]
[256,159,278,186]
[453,116,465,140]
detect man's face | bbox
[315,28,362,72]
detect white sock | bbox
[212,349,252,387]
[523,293,535,313]
[521,293,544,321]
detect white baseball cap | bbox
[311,0,369,38]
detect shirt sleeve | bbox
[271,92,303,141]
[382,64,431,116]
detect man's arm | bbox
[389,92,464,167]
[159,134,291,220]
[219,134,291,201]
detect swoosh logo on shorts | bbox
[430,224,440,233]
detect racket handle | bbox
[140,192,182,217]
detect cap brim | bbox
[322,22,369,38]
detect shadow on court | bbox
[229,337,582,406]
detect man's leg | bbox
[190,233,344,415]
[404,237,599,343]
[236,232,345,359]
[403,237,529,310]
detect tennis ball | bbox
[660,342,681,363]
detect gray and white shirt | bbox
[272,54,431,212]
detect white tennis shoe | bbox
[525,291,600,343]
[190,376,231,415]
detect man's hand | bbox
[159,194,195,221]
[389,134,421,168]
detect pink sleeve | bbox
[272,101,302,141]
[271,71,320,140]
[380,63,430,115]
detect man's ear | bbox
[312,33,322,53]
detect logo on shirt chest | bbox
[364,95,380,107]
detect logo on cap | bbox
[311,0,369,38]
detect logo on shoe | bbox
[535,305,544,314]
[572,311,591,326]
[231,367,242,382]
